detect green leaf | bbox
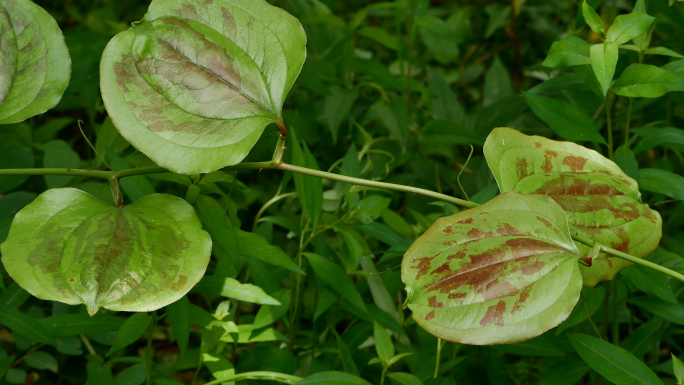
[333,328,358,376]
[673,354,684,385]
[291,130,323,230]
[100,0,306,174]
[39,313,123,336]
[582,1,605,37]
[202,352,235,383]
[1,188,211,315]
[236,229,303,274]
[374,98,409,152]
[568,333,665,385]
[590,41,618,96]
[24,351,58,373]
[614,145,639,180]
[605,13,655,45]
[304,252,366,312]
[484,127,661,286]
[0,148,34,193]
[644,47,684,58]
[373,321,393,364]
[538,360,590,385]
[166,296,190,355]
[417,17,460,64]
[324,87,359,142]
[427,67,464,122]
[633,127,684,154]
[107,313,151,357]
[0,0,71,124]
[628,296,684,326]
[218,277,280,305]
[0,305,56,345]
[43,140,80,189]
[387,373,424,385]
[522,92,606,143]
[195,195,240,277]
[358,27,400,51]
[297,372,372,385]
[113,363,145,385]
[621,265,676,303]
[623,318,663,357]
[613,64,684,98]
[542,36,591,68]
[402,192,583,345]
[483,56,513,107]
[640,168,684,200]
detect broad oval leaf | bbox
[100,0,307,174]
[0,0,71,123]
[484,127,662,286]
[0,188,211,315]
[402,192,583,345]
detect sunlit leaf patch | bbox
[1,188,211,315]
[402,192,583,345]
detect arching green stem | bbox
[202,371,302,385]
[572,234,684,283]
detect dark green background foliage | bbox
[2,0,684,384]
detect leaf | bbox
[568,333,665,385]
[621,265,676,303]
[0,0,71,124]
[483,56,513,107]
[166,296,190,355]
[427,67,464,122]
[387,373,424,385]
[622,318,663,357]
[202,352,235,382]
[633,127,684,154]
[297,372,373,385]
[0,148,34,193]
[612,64,684,98]
[373,322,393,364]
[541,36,591,68]
[522,92,606,143]
[628,296,684,326]
[605,12,655,45]
[113,363,145,385]
[39,314,123,336]
[484,127,661,285]
[590,41,618,96]
[43,140,81,189]
[402,192,583,345]
[538,360,590,385]
[613,145,639,180]
[374,98,409,152]
[333,328,358,376]
[304,252,366,312]
[1,188,211,315]
[100,0,307,174]
[291,130,323,230]
[673,354,684,385]
[25,351,58,373]
[645,47,684,58]
[582,1,604,37]
[195,195,240,277]
[236,230,303,274]
[0,305,56,345]
[107,313,151,357]
[639,168,684,200]
[218,277,280,305]
[324,87,359,142]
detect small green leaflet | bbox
[402,192,583,345]
[0,0,71,124]
[1,188,211,315]
[100,0,307,174]
[484,128,661,286]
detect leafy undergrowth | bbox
[1,0,684,384]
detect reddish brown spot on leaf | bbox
[426,311,436,320]
[467,228,496,240]
[516,158,530,180]
[511,286,532,314]
[480,300,506,326]
[483,281,517,301]
[428,295,444,308]
[535,142,542,148]
[522,261,545,275]
[562,156,587,172]
[496,223,521,236]
[542,151,558,173]
[69,278,75,282]
[458,218,474,225]
[535,175,624,196]
[448,292,467,299]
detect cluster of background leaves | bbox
[3,0,684,384]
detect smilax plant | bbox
[1,0,684,382]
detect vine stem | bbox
[572,234,684,283]
[202,371,302,385]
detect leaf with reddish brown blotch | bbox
[402,192,583,345]
[484,127,662,286]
